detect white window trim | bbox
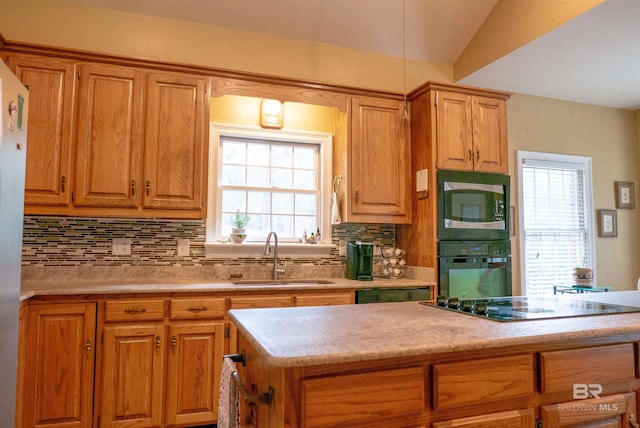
[205,123,335,257]
[517,150,597,292]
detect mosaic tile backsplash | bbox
[22,216,395,270]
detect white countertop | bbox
[228,290,640,368]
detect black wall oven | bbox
[437,170,512,298]
[438,241,511,298]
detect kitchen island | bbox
[228,291,640,427]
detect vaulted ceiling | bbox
[64,0,640,110]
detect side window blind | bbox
[521,157,592,295]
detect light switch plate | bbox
[112,238,131,256]
[177,238,190,256]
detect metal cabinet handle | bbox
[61,175,66,193]
[188,306,208,313]
[85,339,91,358]
[124,308,147,314]
[131,179,136,196]
[155,335,161,353]
[146,179,151,196]
[355,190,359,203]
[476,148,480,162]
[468,149,473,162]
[171,335,177,352]
[231,371,274,408]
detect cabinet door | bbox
[432,408,535,428]
[74,63,144,208]
[541,392,637,427]
[101,324,165,428]
[166,322,225,426]
[349,96,410,223]
[143,72,209,215]
[435,91,474,171]
[7,54,75,209]
[472,96,508,173]
[21,303,96,428]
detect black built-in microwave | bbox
[438,170,510,241]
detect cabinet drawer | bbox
[432,354,534,410]
[104,299,165,322]
[170,298,226,320]
[294,293,353,307]
[301,366,425,427]
[539,343,635,394]
[433,408,535,428]
[229,296,293,309]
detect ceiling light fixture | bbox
[260,99,284,129]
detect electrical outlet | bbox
[338,240,346,257]
[112,238,131,256]
[177,239,190,257]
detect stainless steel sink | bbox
[232,279,335,285]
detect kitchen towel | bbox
[331,192,341,225]
[218,357,240,428]
[331,176,341,225]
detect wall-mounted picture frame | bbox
[597,209,617,237]
[615,181,635,209]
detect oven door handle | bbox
[445,261,486,269]
[488,261,509,268]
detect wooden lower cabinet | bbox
[20,302,97,428]
[165,322,225,426]
[541,392,637,427]
[17,290,356,428]
[15,302,27,428]
[432,408,535,427]
[99,297,227,427]
[98,321,226,427]
[234,336,640,428]
[100,324,166,427]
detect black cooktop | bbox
[422,296,640,321]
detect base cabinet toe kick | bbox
[234,338,640,428]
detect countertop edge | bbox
[20,277,435,300]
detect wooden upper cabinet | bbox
[5,54,76,209]
[143,72,209,215]
[472,95,508,173]
[74,63,144,209]
[435,91,473,171]
[346,96,411,224]
[435,89,508,173]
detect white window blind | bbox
[518,152,595,296]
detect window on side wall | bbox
[517,151,596,296]
[205,124,333,257]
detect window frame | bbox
[517,150,597,294]
[205,123,334,257]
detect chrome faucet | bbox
[264,232,286,280]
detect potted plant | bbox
[230,210,250,244]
